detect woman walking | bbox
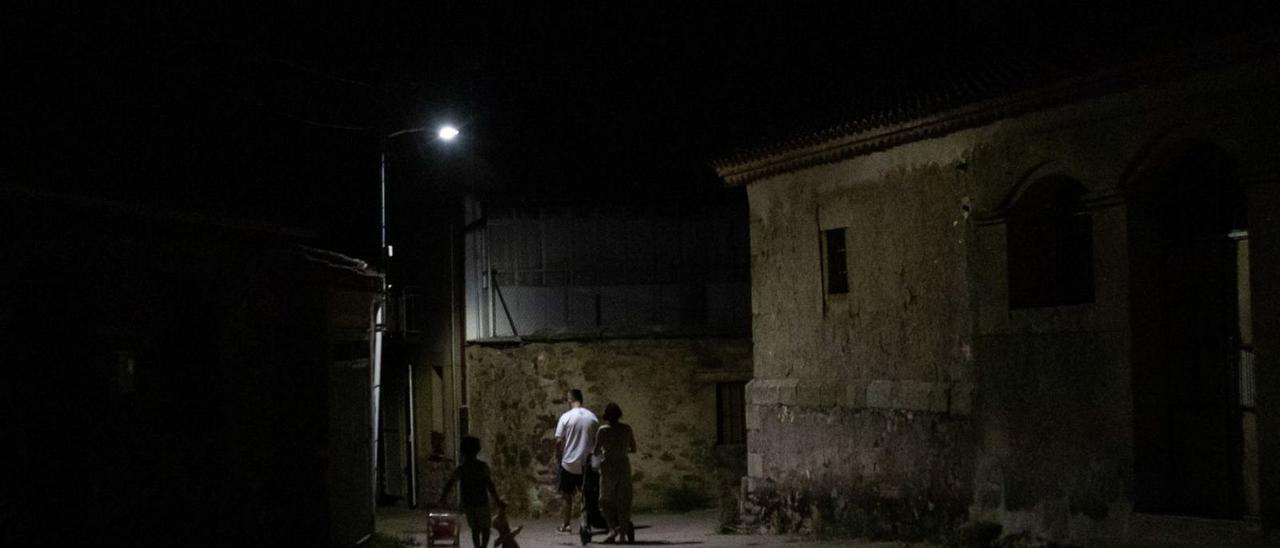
[592,402,638,544]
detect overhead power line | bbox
[166,63,372,132]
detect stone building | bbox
[460,198,753,517]
[711,45,1280,544]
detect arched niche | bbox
[1123,138,1246,239]
[1003,174,1094,309]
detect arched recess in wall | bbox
[1001,173,1094,309]
[1123,138,1250,519]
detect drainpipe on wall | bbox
[375,144,390,511]
[487,226,496,338]
[452,219,469,445]
[370,302,384,510]
[406,361,417,508]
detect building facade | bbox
[713,51,1280,544]
[460,198,753,517]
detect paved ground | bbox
[376,508,939,548]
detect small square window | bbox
[824,228,849,295]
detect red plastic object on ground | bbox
[427,511,462,547]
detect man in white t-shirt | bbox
[554,388,599,532]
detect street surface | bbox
[377,508,939,547]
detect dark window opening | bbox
[1007,176,1094,309]
[679,283,708,325]
[112,350,136,395]
[716,382,746,445]
[824,228,849,295]
[400,289,425,334]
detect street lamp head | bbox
[437,125,459,141]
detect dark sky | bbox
[5,3,1276,258]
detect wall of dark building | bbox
[5,193,379,546]
[1250,175,1280,536]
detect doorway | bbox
[1128,143,1249,518]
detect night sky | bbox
[6,3,1276,259]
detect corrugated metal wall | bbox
[465,201,749,339]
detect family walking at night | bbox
[440,388,637,547]
[557,389,639,545]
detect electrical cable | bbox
[163,63,373,132]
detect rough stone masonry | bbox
[465,337,751,519]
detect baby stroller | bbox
[578,466,609,544]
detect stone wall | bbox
[958,64,1279,541]
[964,138,1135,541]
[465,337,751,517]
[740,404,974,539]
[737,58,1280,544]
[744,154,977,540]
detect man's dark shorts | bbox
[557,464,583,495]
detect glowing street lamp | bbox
[437,125,459,141]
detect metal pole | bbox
[452,220,464,468]
[454,219,470,435]
[380,148,388,257]
[491,269,519,337]
[373,141,389,510]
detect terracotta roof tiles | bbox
[711,35,1278,185]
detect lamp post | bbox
[373,124,459,510]
[380,124,459,270]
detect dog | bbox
[491,505,523,548]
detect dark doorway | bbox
[1128,143,1248,518]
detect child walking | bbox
[440,436,506,548]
